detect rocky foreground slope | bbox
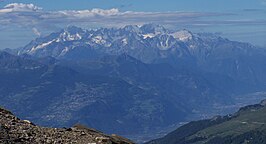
[0,107,134,144]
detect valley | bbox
[1,24,266,142]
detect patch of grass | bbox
[188,106,266,142]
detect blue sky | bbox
[0,0,266,48]
[1,0,265,12]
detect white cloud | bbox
[0,8,11,13]
[0,3,265,48]
[0,3,42,13]
[57,8,120,18]
[0,3,265,30]
[0,3,227,26]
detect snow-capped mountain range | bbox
[2,24,266,142]
[18,24,266,90]
[19,24,239,64]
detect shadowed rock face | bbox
[0,107,134,144]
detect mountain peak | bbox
[170,29,193,41]
[0,51,13,59]
[123,25,141,33]
[58,26,86,42]
[140,23,167,34]
[18,24,255,65]
[64,26,85,34]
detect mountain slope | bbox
[1,51,230,141]
[17,24,266,93]
[5,24,266,141]
[146,100,266,144]
[0,106,134,144]
[17,25,195,66]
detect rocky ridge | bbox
[0,106,134,144]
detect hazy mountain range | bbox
[1,24,266,142]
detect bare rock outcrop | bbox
[0,107,134,144]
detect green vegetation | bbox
[147,102,266,144]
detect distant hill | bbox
[146,100,266,144]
